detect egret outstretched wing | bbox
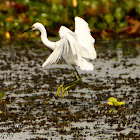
[59,26,73,38]
[75,17,97,60]
[42,23,95,71]
[42,32,81,67]
[42,41,63,67]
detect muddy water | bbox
[0,40,140,140]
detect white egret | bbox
[23,17,97,97]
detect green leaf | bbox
[118,101,125,106]
[109,109,117,113]
[109,97,117,103]
[104,14,114,24]
[114,7,125,20]
[0,92,5,98]
[108,97,125,106]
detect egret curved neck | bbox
[40,28,56,50]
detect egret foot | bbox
[56,84,69,97]
[61,87,69,98]
[56,84,63,96]
[56,67,82,97]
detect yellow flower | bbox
[72,0,77,7]
[5,32,11,39]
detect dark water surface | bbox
[0,40,140,140]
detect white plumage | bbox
[24,17,97,97]
[31,17,97,71]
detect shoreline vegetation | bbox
[0,0,140,41]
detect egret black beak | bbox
[23,27,32,33]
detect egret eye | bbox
[31,26,34,29]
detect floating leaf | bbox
[0,92,5,103]
[108,97,125,106]
[109,97,118,106]
[0,92,5,98]
[118,101,125,106]
[109,97,117,102]
[109,109,117,113]
[107,101,113,105]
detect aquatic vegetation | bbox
[0,41,139,139]
[0,92,5,103]
[107,97,125,106]
[0,0,140,41]
[0,91,5,113]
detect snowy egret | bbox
[23,17,97,97]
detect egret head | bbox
[23,22,44,33]
[31,22,44,31]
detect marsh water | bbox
[0,39,140,140]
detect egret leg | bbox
[56,84,64,96]
[56,67,81,97]
[61,70,82,97]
